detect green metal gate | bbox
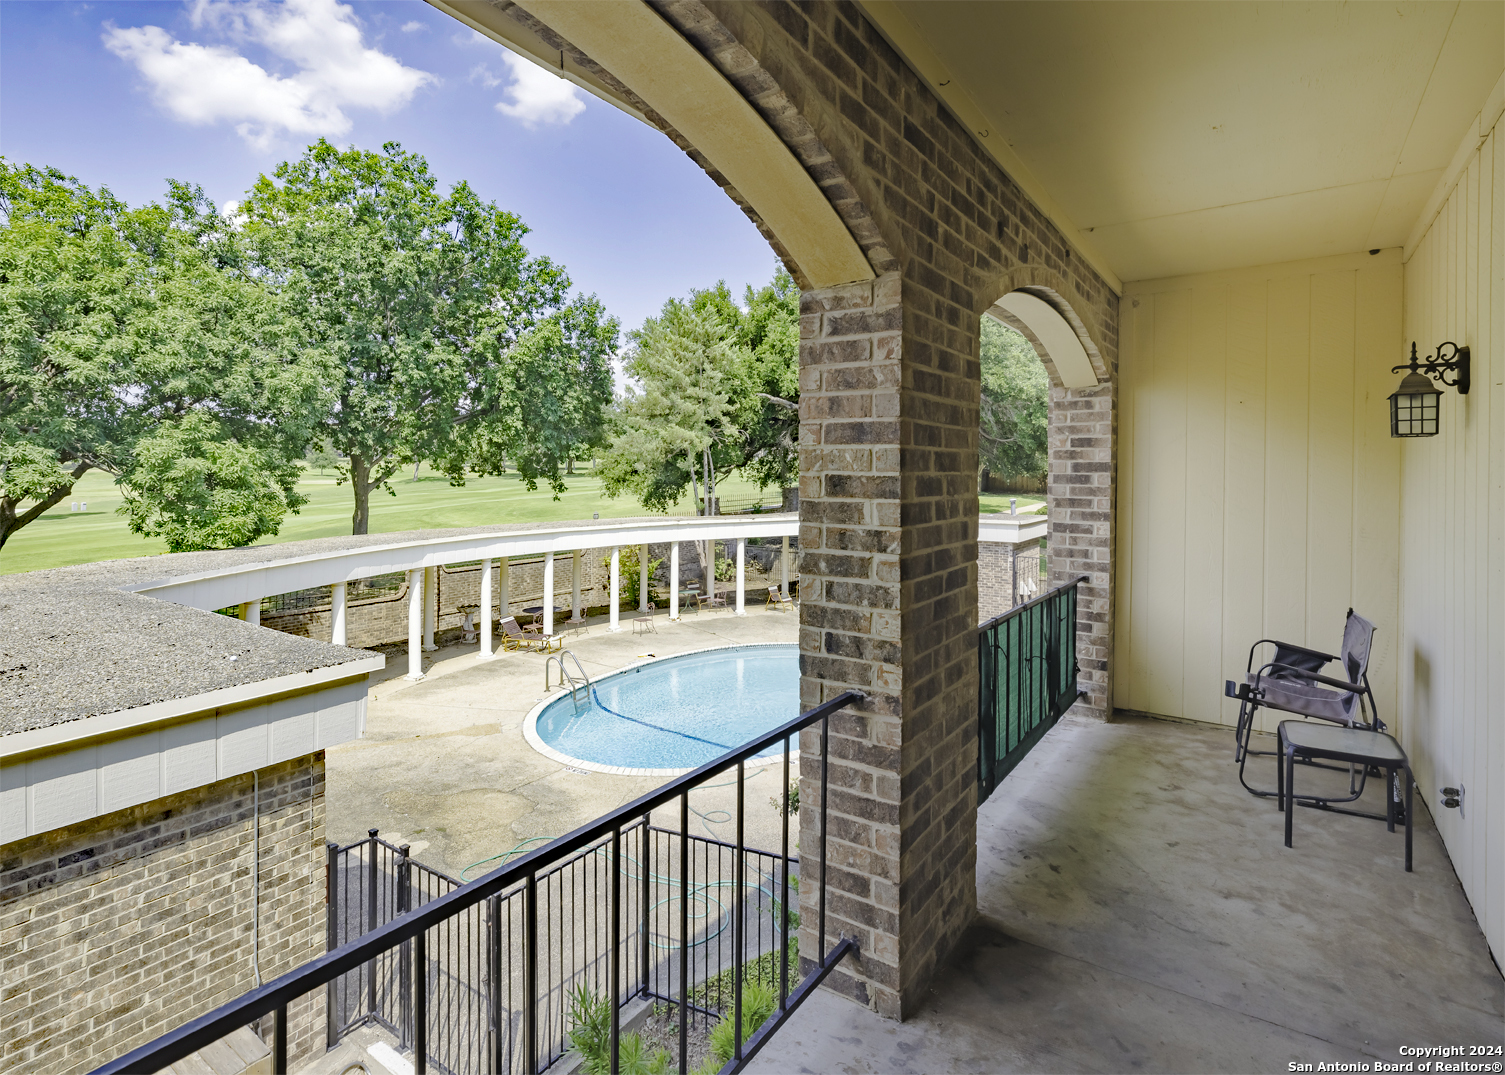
[978,575,1086,803]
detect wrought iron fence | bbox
[326,826,803,1075]
[978,576,1087,803]
[93,692,859,1075]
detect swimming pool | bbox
[524,644,799,775]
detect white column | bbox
[478,558,494,659]
[498,558,510,622]
[669,542,680,621]
[735,538,746,615]
[543,552,555,636]
[704,539,713,604]
[406,568,424,680]
[639,544,649,613]
[609,546,622,632]
[571,550,583,622]
[240,599,261,627]
[781,535,790,599]
[423,566,437,651]
[331,582,348,646]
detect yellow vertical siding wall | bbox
[1116,251,1403,733]
[1401,121,1503,960]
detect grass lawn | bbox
[980,491,1045,516]
[2,465,1045,576]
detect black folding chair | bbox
[1226,608,1383,808]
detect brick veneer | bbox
[495,0,1121,1018]
[0,755,326,1073]
[978,537,1044,623]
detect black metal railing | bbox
[978,576,1087,803]
[93,692,860,1075]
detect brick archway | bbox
[983,279,1117,723]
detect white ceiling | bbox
[886,1,1503,282]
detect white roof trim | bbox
[0,656,384,764]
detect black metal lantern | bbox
[1389,342,1469,438]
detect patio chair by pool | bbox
[1226,608,1381,806]
[633,602,657,636]
[499,616,543,652]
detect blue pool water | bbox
[533,645,799,770]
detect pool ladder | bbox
[545,650,591,707]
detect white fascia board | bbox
[0,655,384,764]
[979,515,1048,544]
[130,515,800,611]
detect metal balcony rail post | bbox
[397,845,412,1051]
[677,792,690,1075]
[779,738,790,1012]
[324,841,338,1050]
[366,828,378,1019]
[92,691,862,1075]
[732,758,745,1063]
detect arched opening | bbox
[979,287,1106,617]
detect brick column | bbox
[1047,383,1116,717]
[797,270,979,1019]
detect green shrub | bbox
[606,552,663,609]
[708,980,778,1064]
[566,986,670,1075]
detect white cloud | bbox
[103,0,434,150]
[469,63,501,89]
[493,51,584,129]
[400,20,424,33]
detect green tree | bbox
[0,162,326,551]
[599,266,798,515]
[979,316,1049,480]
[241,140,616,534]
[599,293,745,513]
[118,412,306,552]
[731,268,800,491]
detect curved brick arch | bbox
[981,269,1113,386]
[491,0,1119,1021]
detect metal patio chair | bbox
[1226,608,1382,807]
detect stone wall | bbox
[0,755,326,1074]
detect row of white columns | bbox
[239,536,791,683]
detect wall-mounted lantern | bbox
[1389,342,1469,437]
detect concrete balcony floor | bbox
[750,713,1504,1073]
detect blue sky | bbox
[0,0,781,338]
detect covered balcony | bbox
[66,1,1504,1072]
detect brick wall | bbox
[0,755,326,1073]
[978,538,1043,623]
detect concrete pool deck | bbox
[325,605,801,879]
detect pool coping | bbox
[521,642,801,777]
